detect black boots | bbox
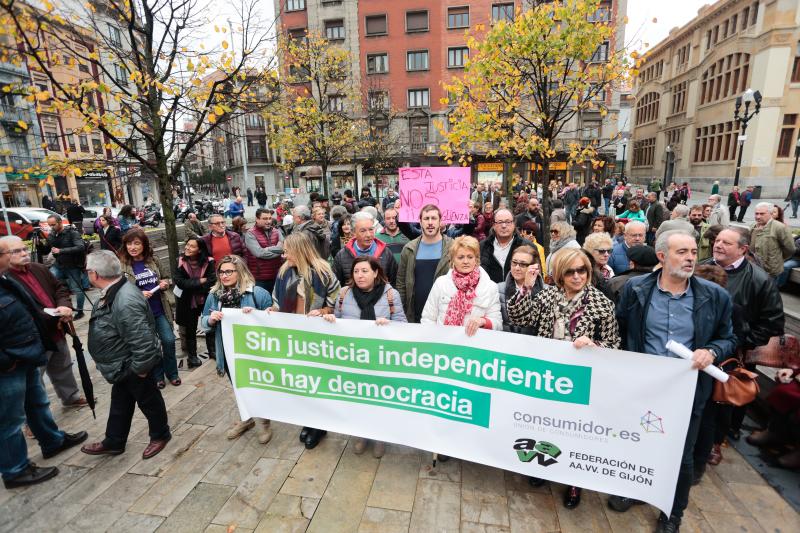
[187,355,202,368]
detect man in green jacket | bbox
[81,250,171,460]
[648,177,663,200]
[750,202,795,278]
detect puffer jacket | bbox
[87,278,162,383]
[420,267,502,329]
[121,256,175,323]
[333,284,407,322]
[750,219,795,277]
[0,275,53,371]
[46,225,85,269]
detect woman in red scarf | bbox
[420,235,501,334]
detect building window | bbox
[367,53,388,74]
[406,10,428,33]
[325,20,345,41]
[91,135,103,154]
[365,14,387,36]
[448,6,469,29]
[79,62,90,74]
[588,3,611,22]
[448,47,468,68]
[676,43,690,67]
[778,114,798,157]
[288,28,306,41]
[670,81,687,114]
[582,121,601,140]
[248,139,264,159]
[639,60,663,83]
[328,94,345,112]
[79,134,89,152]
[792,43,800,83]
[368,90,389,111]
[666,127,683,148]
[67,131,76,152]
[632,138,655,167]
[635,92,660,126]
[590,41,609,62]
[114,64,128,86]
[285,0,305,12]
[44,131,60,152]
[245,114,264,128]
[699,53,749,105]
[492,3,515,23]
[108,25,122,47]
[694,122,739,162]
[408,88,429,108]
[410,121,429,150]
[406,50,429,71]
[749,2,758,26]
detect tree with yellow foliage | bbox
[440,0,632,247]
[0,0,279,269]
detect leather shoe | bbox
[187,356,202,368]
[299,427,310,443]
[3,463,59,489]
[607,495,644,512]
[707,444,723,465]
[563,486,582,509]
[81,442,125,456]
[42,431,88,459]
[528,476,546,487]
[304,429,327,449]
[142,435,171,459]
[655,514,680,533]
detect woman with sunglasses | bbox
[518,220,547,274]
[506,247,619,510]
[497,245,543,334]
[545,221,580,277]
[201,255,274,443]
[582,232,615,279]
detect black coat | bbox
[173,258,217,327]
[46,225,85,268]
[66,203,86,223]
[479,232,534,283]
[98,225,122,251]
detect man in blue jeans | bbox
[0,236,88,489]
[46,214,87,319]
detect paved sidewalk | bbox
[1,320,798,533]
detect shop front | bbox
[0,172,51,208]
[330,170,356,195]
[78,170,111,207]
[476,162,504,188]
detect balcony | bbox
[1,154,43,171]
[0,105,32,129]
[410,142,439,155]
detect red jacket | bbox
[201,230,244,259]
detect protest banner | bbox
[221,310,698,515]
[397,166,470,224]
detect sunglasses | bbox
[594,248,612,254]
[564,267,588,277]
[511,260,532,268]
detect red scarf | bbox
[444,269,480,326]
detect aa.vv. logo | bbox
[513,438,562,467]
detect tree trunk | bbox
[541,163,552,252]
[157,167,180,278]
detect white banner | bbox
[221,310,698,515]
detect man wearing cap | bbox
[607,245,659,302]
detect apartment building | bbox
[628,0,800,196]
[275,0,628,196]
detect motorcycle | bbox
[139,204,163,227]
[174,201,191,223]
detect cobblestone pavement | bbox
[2,319,799,533]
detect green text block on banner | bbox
[221,310,698,517]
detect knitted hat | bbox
[626,245,659,267]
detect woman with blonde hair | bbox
[582,232,615,279]
[272,232,341,449]
[201,255,273,442]
[545,221,580,275]
[421,235,501,334]
[506,247,619,509]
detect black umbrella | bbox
[66,320,96,419]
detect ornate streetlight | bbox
[733,88,762,187]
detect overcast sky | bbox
[626,0,707,52]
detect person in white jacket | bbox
[421,235,502,335]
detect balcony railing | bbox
[0,104,32,127]
[1,154,43,170]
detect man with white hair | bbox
[80,251,171,460]
[333,211,397,285]
[706,194,730,227]
[750,202,795,277]
[670,203,690,220]
[611,230,736,533]
[292,205,328,259]
[608,221,647,275]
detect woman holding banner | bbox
[323,255,406,457]
[506,247,620,509]
[273,232,341,450]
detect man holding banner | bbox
[613,230,737,533]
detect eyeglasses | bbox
[564,267,588,277]
[550,229,560,235]
[494,220,513,226]
[511,260,532,268]
[594,248,612,255]
[0,247,28,255]
[218,269,237,277]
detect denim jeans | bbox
[791,199,799,218]
[777,258,800,288]
[0,364,65,480]
[51,266,86,312]
[603,198,610,215]
[153,315,178,381]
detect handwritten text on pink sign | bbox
[398,167,470,224]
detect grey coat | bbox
[334,284,407,322]
[88,278,162,383]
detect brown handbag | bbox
[712,358,760,406]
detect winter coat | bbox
[396,236,454,323]
[201,230,245,258]
[0,276,54,371]
[294,219,330,259]
[7,263,72,341]
[201,285,272,362]
[228,200,245,218]
[174,257,217,327]
[506,285,620,348]
[572,206,595,245]
[616,272,737,413]
[121,256,175,323]
[479,232,535,283]
[750,219,795,277]
[87,278,162,383]
[616,209,646,224]
[185,219,205,239]
[46,225,85,269]
[645,202,669,232]
[608,241,631,275]
[333,238,398,287]
[333,284,407,322]
[98,225,122,251]
[497,271,543,334]
[420,267,502,330]
[244,226,284,281]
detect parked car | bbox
[0,207,65,239]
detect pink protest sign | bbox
[397,167,471,224]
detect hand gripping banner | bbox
[222,310,698,515]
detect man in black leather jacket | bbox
[46,214,88,318]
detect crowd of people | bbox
[2,178,799,533]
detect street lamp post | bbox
[733,88,762,187]
[620,141,627,184]
[787,138,800,202]
[662,144,672,192]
